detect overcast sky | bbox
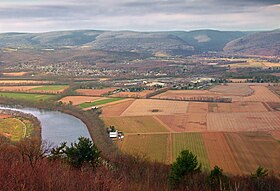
[0,0,279,33]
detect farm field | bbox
[172,133,210,171]
[79,98,124,108]
[209,83,253,96]
[101,100,135,117]
[187,102,208,113]
[110,90,154,98]
[0,117,26,141]
[102,116,169,133]
[207,112,280,132]
[76,87,117,96]
[0,92,55,101]
[155,114,207,132]
[270,131,280,140]
[0,85,69,94]
[239,86,280,102]
[59,96,102,105]
[121,99,189,116]
[2,72,28,77]
[225,132,280,174]
[208,102,268,113]
[202,132,241,174]
[0,80,52,85]
[117,134,169,163]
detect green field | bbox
[172,133,210,171]
[103,116,169,133]
[79,98,124,108]
[31,85,69,91]
[0,92,55,101]
[0,118,27,141]
[118,134,168,163]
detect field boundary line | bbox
[153,116,175,132]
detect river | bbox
[0,106,92,146]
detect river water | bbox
[0,106,92,146]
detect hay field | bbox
[0,92,55,101]
[121,99,189,116]
[208,102,268,113]
[110,90,154,98]
[0,86,38,92]
[102,116,168,133]
[59,96,102,105]
[172,133,210,170]
[76,88,117,96]
[225,132,280,174]
[207,112,280,132]
[117,134,169,163]
[156,114,207,132]
[202,132,241,174]
[0,85,68,94]
[101,100,135,117]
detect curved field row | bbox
[225,132,280,174]
[102,116,169,133]
[202,132,241,175]
[207,112,280,132]
[117,134,169,163]
[238,86,280,102]
[172,133,210,171]
[209,84,253,96]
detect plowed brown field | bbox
[225,132,280,174]
[209,83,253,96]
[208,102,268,113]
[202,132,241,174]
[110,90,154,98]
[101,100,135,117]
[155,114,207,132]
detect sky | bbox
[0,0,279,33]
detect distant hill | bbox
[0,29,278,56]
[224,29,280,56]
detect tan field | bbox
[155,114,207,132]
[0,80,52,85]
[153,90,219,100]
[2,72,28,76]
[101,100,135,117]
[0,86,39,92]
[270,131,280,140]
[121,99,189,116]
[110,90,154,98]
[238,86,280,102]
[58,96,103,105]
[187,102,208,113]
[76,88,117,96]
[207,112,280,132]
[209,83,253,96]
[208,102,268,113]
[202,132,241,174]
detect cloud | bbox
[0,0,279,32]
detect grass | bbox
[31,85,69,91]
[0,118,26,141]
[102,116,169,133]
[0,92,55,101]
[79,98,124,108]
[117,134,168,163]
[172,133,210,171]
